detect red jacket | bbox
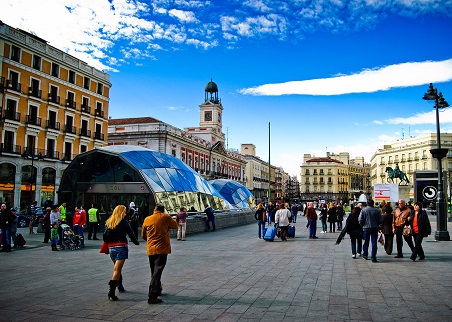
[73,210,87,226]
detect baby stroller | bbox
[60,224,80,250]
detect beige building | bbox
[370,133,452,196]
[108,80,246,184]
[300,152,370,202]
[0,22,110,210]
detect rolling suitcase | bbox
[263,226,277,241]
[16,233,26,247]
[287,225,296,238]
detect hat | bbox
[10,208,17,212]
[129,202,135,207]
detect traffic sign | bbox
[422,186,438,200]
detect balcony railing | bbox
[64,125,77,135]
[48,94,60,104]
[95,110,104,118]
[81,104,91,114]
[79,128,91,138]
[28,87,42,99]
[46,120,60,131]
[61,153,73,162]
[3,110,21,122]
[6,80,21,92]
[66,99,76,109]
[94,132,105,140]
[25,115,42,126]
[0,143,22,154]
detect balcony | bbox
[0,143,21,154]
[6,80,21,92]
[64,125,77,135]
[94,131,104,140]
[48,94,60,104]
[25,115,42,126]
[79,128,91,138]
[61,153,73,162]
[28,87,42,99]
[95,110,104,118]
[3,110,21,122]
[81,104,91,114]
[66,99,76,109]
[46,120,60,131]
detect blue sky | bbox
[4,0,452,177]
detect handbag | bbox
[402,224,412,237]
[378,232,385,246]
[99,241,109,254]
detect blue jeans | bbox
[267,213,272,225]
[362,229,378,258]
[349,232,363,255]
[291,212,297,223]
[309,220,317,238]
[257,220,265,238]
[74,225,84,246]
[1,228,12,251]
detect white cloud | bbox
[239,59,452,96]
[168,9,198,23]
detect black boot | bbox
[118,275,125,293]
[108,280,119,301]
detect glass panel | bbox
[141,169,165,192]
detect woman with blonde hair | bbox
[254,203,266,239]
[104,205,140,301]
[327,202,337,233]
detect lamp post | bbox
[423,83,450,241]
[22,151,43,215]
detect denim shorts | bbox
[109,246,128,261]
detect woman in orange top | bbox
[408,202,431,261]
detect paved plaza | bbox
[1,216,452,322]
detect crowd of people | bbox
[254,198,432,263]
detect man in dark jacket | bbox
[1,203,14,252]
[358,199,383,262]
[204,205,215,232]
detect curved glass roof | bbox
[209,179,255,209]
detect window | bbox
[32,55,41,70]
[94,123,103,140]
[188,155,192,168]
[65,115,74,134]
[48,85,59,104]
[7,70,20,91]
[181,153,186,163]
[81,119,89,137]
[84,77,90,90]
[27,105,39,125]
[29,78,41,98]
[3,131,15,153]
[5,99,17,120]
[95,102,103,117]
[26,135,36,155]
[46,139,55,158]
[66,91,76,109]
[80,145,87,153]
[64,142,72,161]
[97,82,103,95]
[47,110,57,130]
[11,45,20,62]
[171,149,176,157]
[51,63,59,77]
[69,70,76,84]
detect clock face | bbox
[205,111,212,121]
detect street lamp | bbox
[22,151,43,215]
[423,83,450,241]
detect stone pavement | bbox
[1,216,452,322]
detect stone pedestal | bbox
[398,185,411,202]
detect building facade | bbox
[300,152,370,202]
[0,22,111,210]
[108,80,247,185]
[370,133,452,198]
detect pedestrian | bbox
[29,200,39,234]
[104,205,140,301]
[254,203,266,239]
[381,202,394,255]
[408,202,431,261]
[1,203,14,252]
[327,202,337,233]
[42,207,51,243]
[204,205,215,232]
[127,202,139,241]
[50,204,62,246]
[392,199,415,258]
[291,203,298,223]
[142,204,178,304]
[176,206,189,241]
[275,203,291,241]
[50,222,59,251]
[336,203,345,230]
[358,199,383,263]
[73,205,86,247]
[10,208,18,248]
[59,202,67,225]
[306,202,318,239]
[346,206,363,258]
[88,203,101,240]
[318,202,328,233]
[265,202,274,225]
